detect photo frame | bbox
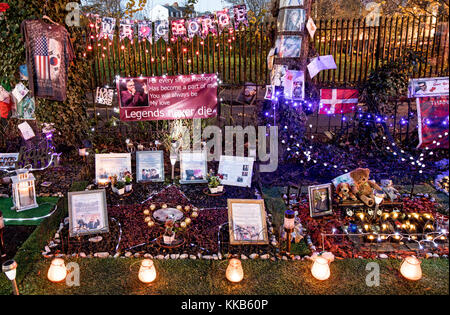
[308,183,333,217]
[179,150,208,184]
[228,199,269,245]
[95,153,132,183]
[277,9,306,32]
[136,150,165,183]
[276,35,302,58]
[0,153,19,170]
[68,189,109,237]
[218,155,255,187]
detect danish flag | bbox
[319,89,359,114]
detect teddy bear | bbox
[349,168,381,207]
[336,182,357,202]
[380,179,400,201]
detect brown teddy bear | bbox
[336,182,357,202]
[349,168,381,207]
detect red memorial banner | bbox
[416,96,449,149]
[118,74,218,121]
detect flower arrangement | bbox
[207,170,224,193]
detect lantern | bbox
[138,259,157,283]
[226,258,244,283]
[47,258,67,282]
[311,256,330,281]
[11,171,38,212]
[400,256,422,281]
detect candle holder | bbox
[283,210,295,253]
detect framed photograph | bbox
[284,70,305,100]
[279,0,304,8]
[0,153,19,170]
[179,150,208,184]
[278,9,306,32]
[270,64,288,87]
[308,184,333,217]
[68,189,109,237]
[95,153,132,184]
[218,155,254,187]
[276,35,302,58]
[228,199,269,245]
[136,150,165,182]
[117,77,149,108]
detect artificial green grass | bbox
[0,197,59,226]
[6,257,449,295]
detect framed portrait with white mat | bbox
[179,150,208,184]
[136,150,164,182]
[68,189,109,237]
[95,153,132,184]
[227,199,269,245]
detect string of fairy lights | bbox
[263,93,448,179]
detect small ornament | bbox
[144,216,151,223]
[346,209,353,217]
[184,205,191,211]
[176,205,183,211]
[162,204,168,209]
[185,218,192,225]
[147,221,155,227]
[150,204,156,210]
[191,211,198,218]
[143,209,150,216]
[180,221,187,228]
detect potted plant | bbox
[207,171,224,194]
[112,180,126,195]
[124,172,133,192]
[163,219,176,244]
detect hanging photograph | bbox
[278,9,306,32]
[270,64,288,87]
[68,190,108,237]
[180,150,208,184]
[277,35,302,58]
[284,70,305,100]
[136,151,165,182]
[118,78,149,108]
[279,0,304,8]
[308,184,333,218]
[228,199,268,245]
[95,153,132,183]
[218,155,254,187]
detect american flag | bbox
[319,89,359,114]
[34,36,51,80]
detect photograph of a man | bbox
[119,78,149,107]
